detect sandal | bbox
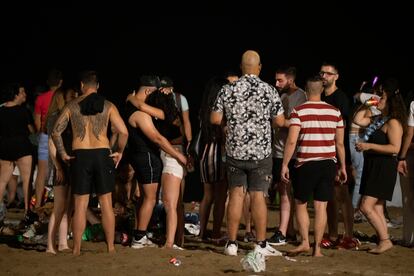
[320,238,337,249]
[337,237,361,250]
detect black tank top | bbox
[124,102,159,154]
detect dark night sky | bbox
[1,5,412,200]
[1,5,413,111]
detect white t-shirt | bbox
[408,101,414,127]
[173,93,189,112]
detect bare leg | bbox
[136,183,158,231]
[370,201,393,254]
[72,194,89,256]
[98,193,115,253]
[199,182,213,239]
[327,187,339,241]
[46,186,69,254]
[162,173,181,248]
[212,179,228,239]
[174,186,185,247]
[243,193,252,234]
[249,191,267,242]
[58,214,70,251]
[360,196,393,254]
[338,184,354,239]
[15,156,32,213]
[290,199,311,254]
[227,186,245,241]
[0,161,14,207]
[278,181,292,236]
[7,175,18,205]
[34,159,48,209]
[313,200,328,257]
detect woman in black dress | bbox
[354,78,407,254]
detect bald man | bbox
[211,50,285,256]
[281,76,347,257]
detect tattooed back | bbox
[65,96,112,150]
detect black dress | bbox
[359,129,397,201]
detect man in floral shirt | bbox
[211,50,285,256]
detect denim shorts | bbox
[226,156,272,194]
[37,133,49,161]
[160,147,184,179]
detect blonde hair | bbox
[45,87,66,126]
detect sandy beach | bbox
[1,206,413,275]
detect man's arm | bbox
[127,93,165,119]
[34,113,41,132]
[281,125,300,182]
[398,125,414,176]
[210,111,223,125]
[335,127,347,183]
[109,104,129,168]
[48,137,63,183]
[51,107,72,161]
[272,113,286,128]
[182,110,192,144]
[131,111,187,165]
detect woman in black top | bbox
[0,83,34,219]
[354,78,407,254]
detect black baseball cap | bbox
[140,75,161,88]
[160,76,174,87]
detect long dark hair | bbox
[145,90,179,125]
[381,78,407,131]
[199,76,228,145]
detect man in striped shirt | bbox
[281,76,347,257]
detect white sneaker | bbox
[224,241,238,256]
[131,235,157,249]
[172,244,184,250]
[241,251,266,272]
[254,242,282,257]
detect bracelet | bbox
[397,156,406,161]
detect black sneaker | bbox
[268,230,287,246]
[286,233,297,243]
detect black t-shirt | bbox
[0,105,33,137]
[322,88,351,164]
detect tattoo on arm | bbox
[51,111,70,158]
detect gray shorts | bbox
[226,156,272,194]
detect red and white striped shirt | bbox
[289,101,344,167]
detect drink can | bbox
[364,97,379,107]
[169,257,182,266]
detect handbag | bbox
[188,128,202,161]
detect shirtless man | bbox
[52,71,128,255]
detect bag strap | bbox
[362,115,389,141]
[174,92,182,113]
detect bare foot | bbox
[58,245,71,252]
[313,251,324,257]
[45,248,57,255]
[107,246,116,253]
[288,244,310,256]
[369,239,393,254]
[72,249,81,256]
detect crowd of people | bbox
[0,50,413,259]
